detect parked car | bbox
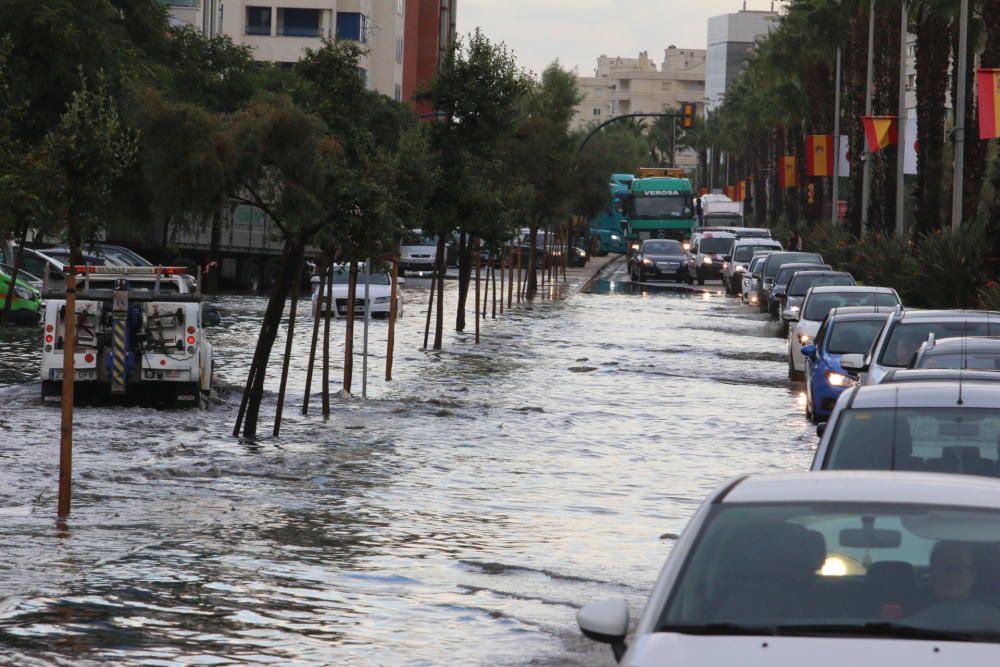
[856,310,1000,385]
[0,263,42,291]
[579,471,1000,664]
[788,286,901,380]
[812,380,1000,477]
[43,243,154,268]
[742,252,773,305]
[883,368,1000,384]
[312,265,403,318]
[722,238,782,296]
[780,270,855,325]
[800,307,891,423]
[754,251,824,313]
[910,336,1000,371]
[630,239,690,283]
[686,232,735,285]
[768,263,833,320]
[0,266,41,324]
[398,230,439,274]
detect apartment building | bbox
[402,0,456,110]
[705,9,778,111]
[163,0,407,100]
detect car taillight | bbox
[186,335,196,345]
[45,334,53,343]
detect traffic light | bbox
[807,182,816,205]
[682,103,695,129]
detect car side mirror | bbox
[723,255,732,262]
[578,599,629,661]
[841,353,866,372]
[801,344,817,359]
[816,422,827,438]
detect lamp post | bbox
[951,0,970,229]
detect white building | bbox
[705,9,778,111]
[163,0,404,100]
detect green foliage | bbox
[909,219,991,309]
[572,125,647,219]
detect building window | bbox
[167,0,199,7]
[358,67,368,86]
[619,79,630,91]
[592,108,601,117]
[278,8,322,37]
[394,83,402,102]
[336,12,368,43]
[396,0,405,16]
[661,81,672,91]
[246,6,272,35]
[395,37,403,64]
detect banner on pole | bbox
[904,111,918,175]
[725,184,736,200]
[862,116,898,153]
[778,156,797,188]
[977,69,1000,140]
[838,135,851,177]
[737,180,747,202]
[806,135,834,176]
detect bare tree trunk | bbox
[1,223,29,326]
[343,259,358,394]
[474,239,481,344]
[433,236,445,350]
[322,266,333,418]
[386,258,398,380]
[516,239,523,302]
[499,245,505,315]
[206,205,223,294]
[273,255,303,437]
[491,253,498,318]
[423,257,436,349]
[526,224,539,299]
[301,266,323,415]
[913,6,951,236]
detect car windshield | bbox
[765,253,823,278]
[330,269,390,285]
[643,240,681,254]
[402,232,437,246]
[827,319,888,355]
[776,266,820,285]
[880,321,997,367]
[704,214,742,226]
[658,501,1000,641]
[631,194,693,219]
[734,245,776,262]
[699,238,734,254]
[826,407,1000,479]
[789,274,854,296]
[918,351,1000,370]
[804,292,899,322]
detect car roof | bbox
[790,270,850,278]
[886,369,1000,384]
[734,238,780,245]
[808,285,897,294]
[723,471,1000,509]
[923,336,1000,353]
[826,308,891,323]
[845,380,1000,408]
[897,309,1000,321]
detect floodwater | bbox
[0,260,815,666]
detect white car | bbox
[723,238,782,296]
[742,253,771,305]
[858,309,1000,385]
[788,286,900,381]
[312,264,403,318]
[578,471,1000,666]
[398,230,438,274]
[812,379,1000,475]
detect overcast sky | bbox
[456,0,781,76]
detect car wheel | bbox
[637,269,644,282]
[788,355,797,382]
[685,273,694,285]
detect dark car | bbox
[630,239,690,283]
[768,263,834,320]
[910,336,1000,371]
[753,251,824,314]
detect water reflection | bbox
[0,264,815,665]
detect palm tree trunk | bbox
[912,6,951,236]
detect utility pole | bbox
[832,34,842,227]
[860,0,876,235]
[951,0,970,229]
[894,3,908,236]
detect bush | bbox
[977,281,1000,310]
[803,224,856,272]
[909,218,990,309]
[848,233,914,297]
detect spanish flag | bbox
[977,69,1000,140]
[805,135,835,176]
[725,184,736,200]
[737,180,748,202]
[862,116,897,153]
[779,156,797,188]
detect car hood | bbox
[315,284,393,298]
[400,245,437,255]
[626,633,997,666]
[644,254,687,261]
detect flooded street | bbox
[0,260,816,666]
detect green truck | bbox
[625,175,696,245]
[0,266,41,324]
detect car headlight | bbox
[826,371,854,387]
[798,333,812,345]
[750,296,758,304]
[610,234,621,241]
[374,296,391,304]
[702,256,712,265]
[642,258,653,265]
[13,285,34,300]
[789,305,800,313]
[722,262,729,270]
[630,243,640,251]
[682,242,691,251]
[734,265,745,273]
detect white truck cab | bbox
[41,266,213,407]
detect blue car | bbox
[800,306,891,423]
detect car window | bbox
[813,320,829,349]
[643,240,681,254]
[699,238,734,254]
[764,253,823,278]
[804,292,899,322]
[826,407,1000,476]
[733,245,776,262]
[917,351,1000,371]
[826,319,888,355]
[330,268,390,286]
[659,501,1000,637]
[880,321,996,367]
[789,274,855,296]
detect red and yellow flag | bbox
[862,116,897,153]
[779,156,797,188]
[737,180,748,202]
[724,184,736,200]
[805,135,835,176]
[977,69,1000,140]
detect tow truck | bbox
[41,266,213,407]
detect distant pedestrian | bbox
[788,230,802,251]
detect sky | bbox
[457,0,781,76]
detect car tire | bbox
[788,356,797,382]
[685,273,694,285]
